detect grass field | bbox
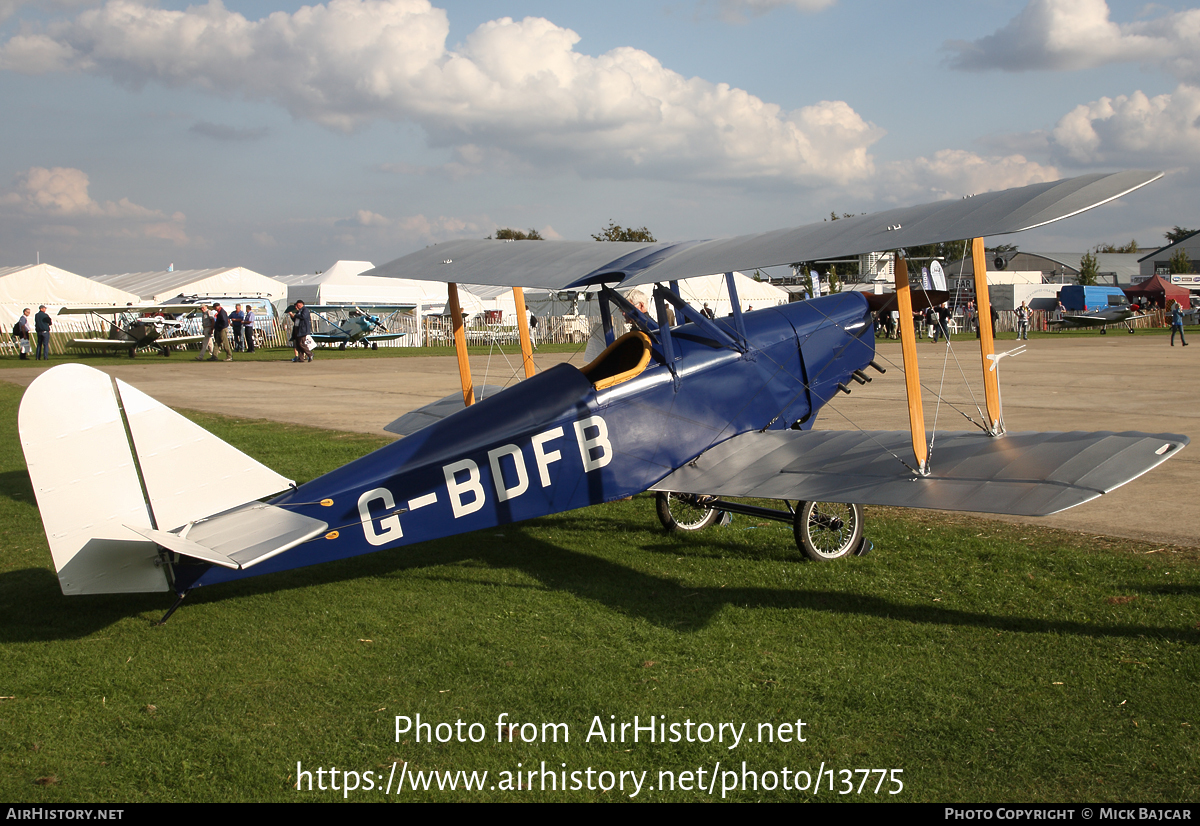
[3,341,587,369]
[0,380,1197,802]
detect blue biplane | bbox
[306,304,409,350]
[18,171,1187,621]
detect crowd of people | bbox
[874,299,1001,342]
[193,303,257,361]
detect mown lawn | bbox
[0,382,1196,802]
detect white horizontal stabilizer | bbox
[126,502,327,571]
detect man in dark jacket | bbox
[34,305,52,360]
[290,300,313,363]
[934,302,951,343]
[230,304,245,352]
[211,302,233,361]
[243,305,256,352]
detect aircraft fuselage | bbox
[178,293,875,590]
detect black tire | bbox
[794,501,863,561]
[656,491,719,532]
[339,342,347,350]
[1100,328,1107,335]
[1128,327,1135,334]
[372,342,378,350]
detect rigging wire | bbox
[795,281,986,433]
[705,285,922,474]
[929,250,990,457]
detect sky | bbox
[0,0,1197,276]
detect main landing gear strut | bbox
[655,492,871,561]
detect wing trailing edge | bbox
[651,429,1188,517]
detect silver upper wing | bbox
[651,429,1188,517]
[365,171,1161,290]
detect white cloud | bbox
[885,150,1060,201]
[946,1,1200,171]
[0,166,190,243]
[945,0,1200,83]
[0,0,882,185]
[0,31,85,73]
[349,209,391,227]
[1049,84,1200,165]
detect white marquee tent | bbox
[89,267,288,305]
[0,263,140,330]
[277,261,487,315]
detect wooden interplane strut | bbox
[512,287,536,379]
[971,237,1003,435]
[893,254,928,474]
[447,282,475,407]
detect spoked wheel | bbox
[656,491,719,532]
[793,501,863,561]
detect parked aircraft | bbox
[1052,286,1148,334]
[1057,308,1146,333]
[19,171,1187,622]
[59,304,206,356]
[1055,301,1147,334]
[307,305,409,349]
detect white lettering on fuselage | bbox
[530,426,564,487]
[444,459,486,518]
[574,416,613,473]
[358,415,615,548]
[408,492,437,510]
[488,444,529,502]
[358,488,403,546]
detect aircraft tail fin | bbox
[19,364,303,594]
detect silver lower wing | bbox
[652,430,1188,517]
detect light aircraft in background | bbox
[59,304,206,357]
[1054,299,1147,334]
[307,305,409,350]
[19,171,1187,622]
